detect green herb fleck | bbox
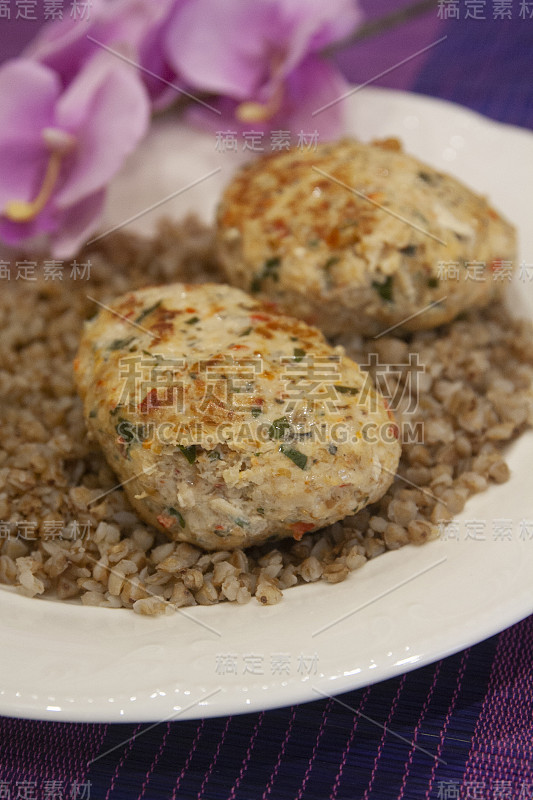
[250,256,281,293]
[268,416,290,440]
[234,518,248,529]
[256,507,265,515]
[328,443,337,455]
[324,256,339,271]
[293,347,305,362]
[114,418,146,457]
[335,385,359,395]
[307,238,320,248]
[208,450,221,460]
[372,275,394,303]
[418,171,434,184]
[168,507,186,528]
[185,316,200,325]
[135,301,161,324]
[239,327,252,337]
[427,277,439,288]
[279,445,307,470]
[179,444,197,464]
[109,336,135,351]
[265,256,281,271]
[399,245,417,256]
[89,408,97,418]
[251,406,262,418]
[115,419,143,443]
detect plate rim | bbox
[1,87,532,723]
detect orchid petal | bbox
[0,60,59,219]
[51,189,106,258]
[138,1,187,110]
[281,55,350,140]
[185,57,350,141]
[0,139,48,211]
[279,1,361,78]
[26,0,173,85]
[54,54,150,207]
[276,0,362,53]
[0,192,58,247]
[166,0,276,98]
[0,59,59,143]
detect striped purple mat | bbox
[2,4,533,798]
[1,616,532,798]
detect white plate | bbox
[1,88,532,722]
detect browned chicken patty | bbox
[75,282,401,550]
[216,137,516,336]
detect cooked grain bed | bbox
[0,218,532,614]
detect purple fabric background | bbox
[1,1,532,798]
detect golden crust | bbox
[75,282,401,549]
[216,138,516,336]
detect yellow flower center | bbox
[236,55,285,123]
[3,128,76,224]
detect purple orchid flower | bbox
[164,0,362,137]
[26,0,183,110]
[137,0,190,111]
[25,0,174,86]
[0,55,150,258]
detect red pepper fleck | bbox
[262,301,279,312]
[139,388,166,414]
[157,514,175,530]
[389,424,400,439]
[290,521,315,541]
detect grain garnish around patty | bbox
[0,217,531,614]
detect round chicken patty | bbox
[216,137,516,337]
[75,282,401,550]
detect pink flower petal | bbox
[26,0,173,85]
[51,189,106,258]
[185,56,350,141]
[281,55,350,140]
[0,139,48,212]
[166,0,277,98]
[0,191,58,248]
[0,59,59,144]
[138,1,187,110]
[0,60,59,232]
[277,0,362,53]
[54,54,150,207]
